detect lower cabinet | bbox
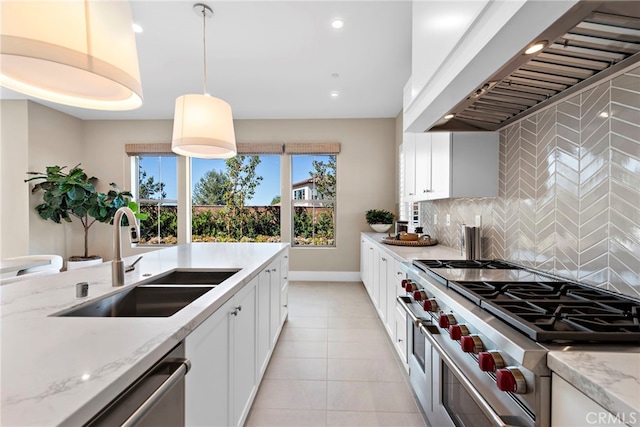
[185,251,289,427]
[551,373,626,426]
[361,235,409,368]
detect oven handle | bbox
[397,295,426,326]
[419,324,517,427]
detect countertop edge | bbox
[548,351,640,421]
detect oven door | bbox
[406,314,431,415]
[420,323,536,427]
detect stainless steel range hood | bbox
[430,1,640,132]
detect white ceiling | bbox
[0,1,412,121]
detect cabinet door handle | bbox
[231,309,238,316]
[382,257,387,261]
[283,304,288,308]
[397,271,403,275]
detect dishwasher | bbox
[85,342,191,427]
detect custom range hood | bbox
[431,1,640,132]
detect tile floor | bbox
[245,281,427,427]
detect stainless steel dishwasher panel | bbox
[85,342,190,427]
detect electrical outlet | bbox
[446,214,451,226]
[433,214,438,225]
[475,215,482,227]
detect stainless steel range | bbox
[398,259,640,427]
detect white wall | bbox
[1,101,398,273]
[0,101,29,258]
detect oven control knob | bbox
[438,313,457,329]
[413,290,428,301]
[401,279,411,289]
[405,282,419,292]
[448,324,469,340]
[460,335,484,354]
[496,367,527,394]
[422,299,438,312]
[478,351,505,372]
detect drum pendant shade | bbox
[172,94,237,159]
[0,0,143,110]
[171,3,236,159]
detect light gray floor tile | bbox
[279,326,328,342]
[285,317,328,329]
[326,410,426,427]
[252,379,327,410]
[327,381,421,413]
[246,408,327,426]
[264,357,327,380]
[249,281,426,426]
[328,358,406,382]
[273,340,328,359]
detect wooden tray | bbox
[381,236,438,247]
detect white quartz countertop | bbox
[361,232,463,262]
[0,242,288,427]
[548,350,640,422]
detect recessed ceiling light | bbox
[132,23,143,33]
[444,114,455,120]
[599,111,609,118]
[331,18,344,29]
[330,91,340,98]
[524,40,547,55]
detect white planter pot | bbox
[370,224,392,233]
[66,257,103,271]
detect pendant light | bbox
[171,3,237,159]
[0,0,142,110]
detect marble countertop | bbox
[361,232,463,262]
[0,242,288,427]
[548,350,640,422]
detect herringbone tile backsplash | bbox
[419,65,640,298]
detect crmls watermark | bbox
[586,411,637,425]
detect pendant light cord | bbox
[201,5,207,95]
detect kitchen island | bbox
[0,242,288,426]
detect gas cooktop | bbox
[411,259,640,343]
[449,280,640,342]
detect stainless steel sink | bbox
[55,285,215,317]
[145,269,240,286]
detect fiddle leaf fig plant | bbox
[25,164,146,260]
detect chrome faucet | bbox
[112,206,140,287]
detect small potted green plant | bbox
[365,209,394,233]
[25,164,145,269]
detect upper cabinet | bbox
[403,131,498,202]
[404,0,578,133]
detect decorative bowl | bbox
[370,224,392,233]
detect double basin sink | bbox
[55,270,240,318]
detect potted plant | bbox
[365,209,394,233]
[25,165,143,269]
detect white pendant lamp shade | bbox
[172,94,237,158]
[0,0,143,110]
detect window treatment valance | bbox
[126,142,340,156]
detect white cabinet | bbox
[257,253,288,379]
[552,374,626,426]
[360,238,375,296]
[402,131,498,202]
[185,277,257,427]
[395,305,407,366]
[402,133,432,201]
[185,296,232,427]
[257,268,271,378]
[186,250,289,427]
[232,280,257,427]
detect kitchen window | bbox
[191,155,281,242]
[135,155,178,245]
[291,154,336,247]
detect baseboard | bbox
[288,271,362,282]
